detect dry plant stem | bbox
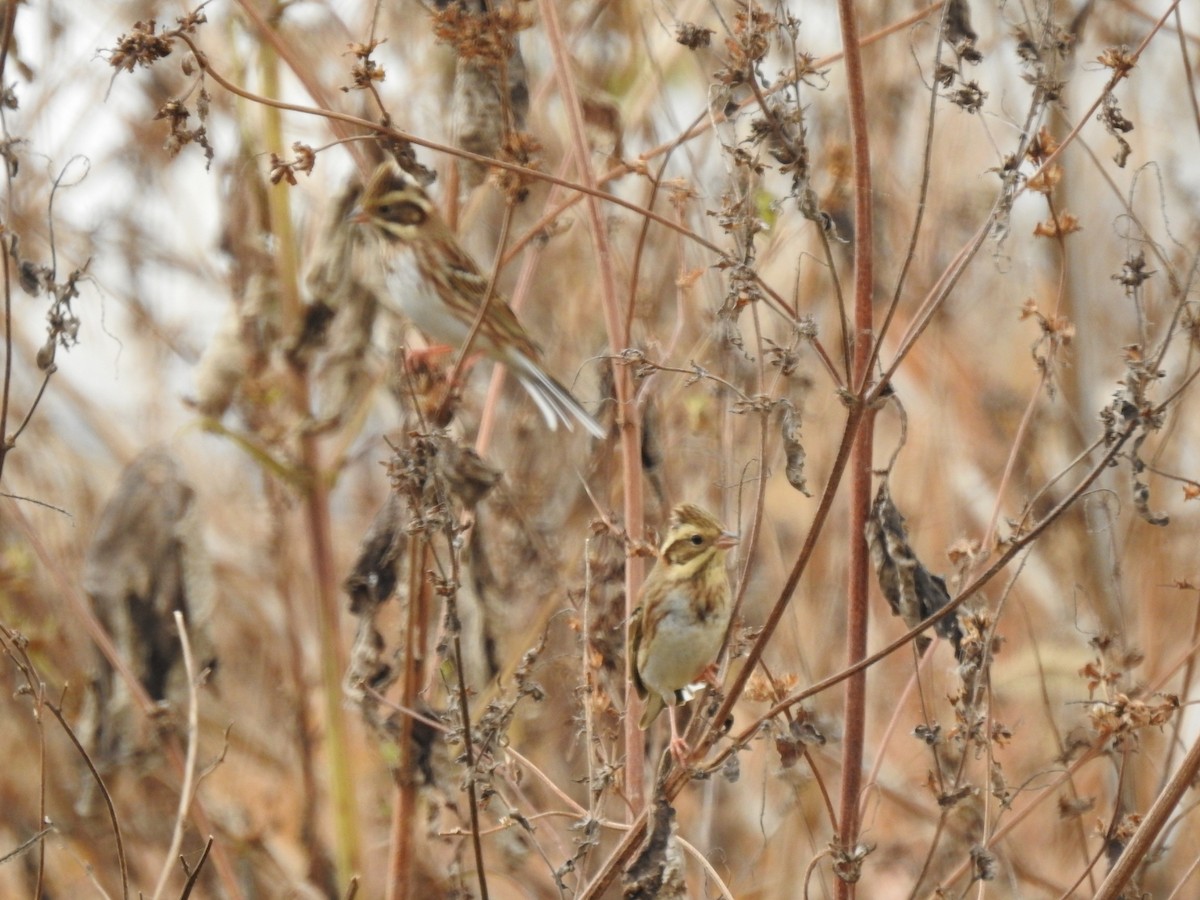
[1159,588,1200,789]
[977,367,1049,563]
[444,555,490,900]
[580,541,598,882]
[535,0,646,813]
[1175,4,1200,139]
[675,834,734,899]
[179,838,214,900]
[1062,749,1133,900]
[805,849,834,900]
[267,481,325,881]
[0,827,52,869]
[714,308,773,671]
[834,0,877,891]
[883,213,992,388]
[838,409,873,895]
[812,223,852,380]
[0,238,12,483]
[865,15,947,381]
[1060,830,1114,900]
[385,539,427,900]
[150,612,200,900]
[1167,857,1200,900]
[860,640,937,817]
[0,0,16,483]
[908,808,952,900]
[233,0,370,173]
[458,201,514,454]
[2,624,129,900]
[1021,605,1096,891]
[36,666,46,896]
[625,144,684,344]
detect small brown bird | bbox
[351,162,605,438]
[630,503,738,764]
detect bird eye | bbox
[394,201,427,225]
[690,534,704,545]
[377,204,391,216]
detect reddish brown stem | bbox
[835,0,877,891]
[1094,732,1200,898]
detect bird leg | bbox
[402,343,454,373]
[668,706,691,766]
[698,662,722,689]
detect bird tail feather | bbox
[512,356,606,439]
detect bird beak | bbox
[347,203,368,225]
[716,531,739,549]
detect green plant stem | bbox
[257,28,360,888]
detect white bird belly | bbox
[383,249,473,347]
[637,586,730,703]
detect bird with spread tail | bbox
[351,162,605,438]
[630,503,738,764]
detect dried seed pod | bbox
[441,1,531,189]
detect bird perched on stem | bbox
[351,162,605,438]
[630,503,738,765]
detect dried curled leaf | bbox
[344,492,408,615]
[1033,212,1080,238]
[1099,91,1134,167]
[943,0,982,63]
[1129,445,1168,526]
[779,400,811,496]
[865,480,963,658]
[623,796,685,899]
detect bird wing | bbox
[442,256,543,360]
[629,605,648,701]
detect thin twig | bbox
[150,611,200,900]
